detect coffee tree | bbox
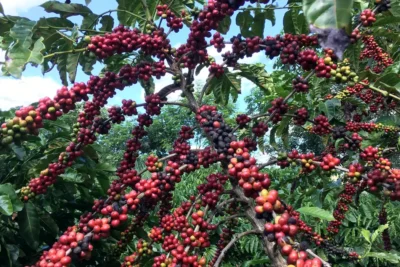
[0,0,400,266]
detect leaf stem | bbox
[43,48,87,59]
[360,82,400,102]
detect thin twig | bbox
[214,230,261,267]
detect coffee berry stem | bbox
[360,82,400,101]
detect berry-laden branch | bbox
[213,229,262,267]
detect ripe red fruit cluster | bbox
[208,62,224,77]
[236,114,251,128]
[88,25,171,59]
[108,106,125,124]
[327,183,357,234]
[197,174,228,207]
[293,107,309,126]
[92,117,111,134]
[297,49,318,71]
[360,9,376,26]
[251,121,269,137]
[146,155,162,172]
[347,163,363,182]
[228,141,272,198]
[379,207,392,251]
[360,146,379,161]
[121,99,138,116]
[292,76,309,93]
[268,97,289,123]
[145,94,164,116]
[149,226,164,242]
[319,154,340,171]
[360,35,393,73]
[210,32,225,52]
[312,115,331,135]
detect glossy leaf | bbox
[297,207,334,221]
[41,213,59,237]
[365,252,400,264]
[0,184,23,213]
[66,52,81,83]
[371,224,388,243]
[217,16,231,34]
[18,203,40,249]
[100,15,114,32]
[0,195,13,216]
[41,1,93,18]
[236,10,253,37]
[303,0,354,30]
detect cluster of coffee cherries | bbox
[360,146,379,162]
[145,155,163,172]
[236,114,251,128]
[1,106,43,144]
[360,9,376,27]
[33,226,93,267]
[292,77,309,93]
[319,154,340,171]
[88,25,170,59]
[378,207,392,251]
[196,105,237,156]
[252,121,269,137]
[360,35,393,73]
[156,5,184,32]
[268,97,288,124]
[327,183,357,234]
[293,108,309,126]
[343,133,363,150]
[312,115,331,135]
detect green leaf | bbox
[236,63,273,92]
[10,144,26,160]
[217,16,230,34]
[208,70,241,105]
[303,0,354,31]
[100,15,114,32]
[18,203,40,249]
[252,12,266,37]
[41,213,59,237]
[264,7,276,26]
[81,13,98,29]
[140,77,155,96]
[0,3,4,14]
[96,172,110,194]
[116,0,144,27]
[283,10,296,34]
[269,125,279,150]
[371,224,388,243]
[66,52,80,83]
[37,17,74,28]
[236,10,253,37]
[6,20,44,78]
[365,252,400,264]
[41,1,92,18]
[0,195,13,216]
[0,184,23,213]
[361,228,371,243]
[85,0,92,5]
[297,206,334,221]
[79,52,96,75]
[56,41,71,85]
[97,163,117,172]
[391,0,400,17]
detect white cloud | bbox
[1,0,47,15]
[0,76,61,110]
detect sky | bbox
[0,0,285,111]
